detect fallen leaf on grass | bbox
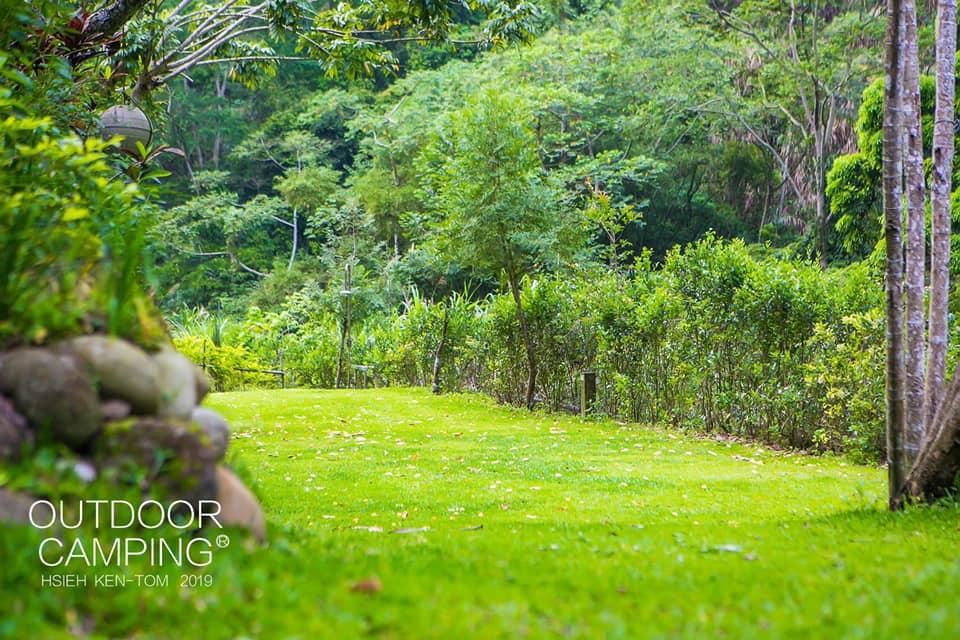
[350,577,382,594]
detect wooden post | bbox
[580,371,596,417]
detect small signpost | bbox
[580,371,596,417]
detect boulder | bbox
[215,467,265,542]
[191,407,229,461]
[95,417,218,508]
[0,488,35,525]
[60,336,161,414]
[101,399,132,422]
[0,348,102,448]
[153,349,198,420]
[0,394,32,460]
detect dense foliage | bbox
[6,0,947,462]
[152,0,891,311]
[171,236,894,461]
[0,4,164,347]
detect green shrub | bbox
[803,309,885,462]
[169,237,891,461]
[0,49,162,347]
[0,83,158,344]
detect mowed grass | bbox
[208,388,959,639]
[4,387,960,638]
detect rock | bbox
[0,348,102,448]
[60,336,161,415]
[0,395,32,460]
[95,417,218,508]
[101,399,132,421]
[215,467,265,542]
[191,407,229,461]
[153,349,198,419]
[0,488,34,525]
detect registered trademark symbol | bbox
[216,534,230,548]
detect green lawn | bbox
[5,388,960,638]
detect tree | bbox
[268,131,343,270]
[923,0,956,434]
[899,0,960,503]
[710,0,884,267]
[309,202,377,389]
[419,91,572,408]
[901,0,926,461]
[881,0,960,507]
[153,173,305,308]
[882,0,906,507]
[54,0,541,100]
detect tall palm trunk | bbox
[903,0,960,503]
[901,0,927,465]
[924,0,956,433]
[882,0,907,508]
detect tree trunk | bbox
[814,123,829,269]
[212,71,226,170]
[925,0,956,433]
[82,0,151,39]
[507,270,537,410]
[902,0,960,504]
[902,0,927,465]
[431,305,450,395]
[882,0,908,509]
[287,209,298,272]
[905,365,960,499]
[335,262,352,389]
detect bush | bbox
[803,309,885,462]
[587,237,887,459]
[373,290,481,390]
[473,277,594,410]
[169,308,279,390]
[0,72,157,346]
[170,237,891,461]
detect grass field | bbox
[4,387,960,638]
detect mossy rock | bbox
[191,407,229,461]
[59,336,161,415]
[0,348,102,448]
[154,348,199,419]
[94,417,218,508]
[0,394,32,461]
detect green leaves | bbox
[418,90,572,277]
[0,92,157,345]
[276,165,342,213]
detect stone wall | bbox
[0,337,264,540]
